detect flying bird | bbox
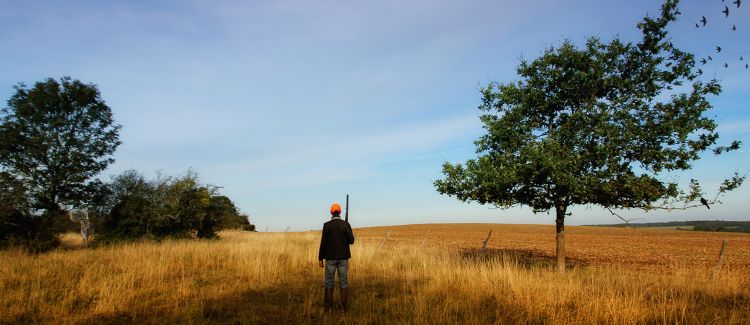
[700,16,707,26]
[741,56,744,61]
[695,23,700,28]
[746,63,749,69]
[697,68,703,75]
[701,58,708,65]
[724,62,729,68]
[716,46,722,53]
[732,25,737,31]
[735,0,741,8]
[708,55,713,61]
[700,198,710,209]
[723,6,730,17]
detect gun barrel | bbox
[345,194,349,222]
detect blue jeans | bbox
[324,259,349,289]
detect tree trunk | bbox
[555,204,566,272]
[44,203,66,233]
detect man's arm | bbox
[318,223,327,261]
[346,222,354,245]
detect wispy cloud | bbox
[199,114,481,188]
[717,119,750,135]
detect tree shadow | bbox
[458,247,587,270]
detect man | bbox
[318,202,355,312]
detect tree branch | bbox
[605,207,646,224]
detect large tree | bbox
[0,77,121,231]
[435,0,743,271]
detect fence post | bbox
[481,230,493,251]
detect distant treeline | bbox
[590,220,750,233]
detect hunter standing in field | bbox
[318,203,355,312]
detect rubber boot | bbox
[324,288,334,312]
[339,287,349,312]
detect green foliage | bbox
[0,171,75,251]
[0,172,58,251]
[0,77,121,212]
[0,172,31,222]
[0,77,119,250]
[96,170,245,242]
[209,196,252,230]
[436,0,742,215]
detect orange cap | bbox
[330,203,342,214]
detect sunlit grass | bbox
[1,229,748,324]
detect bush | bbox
[95,170,247,242]
[242,224,256,232]
[0,172,63,251]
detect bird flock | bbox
[694,0,747,72]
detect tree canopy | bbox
[435,0,744,271]
[0,77,121,215]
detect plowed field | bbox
[355,223,750,274]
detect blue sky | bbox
[1,0,748,231]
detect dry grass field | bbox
[1,224,749,324]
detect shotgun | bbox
[345,194,349,222]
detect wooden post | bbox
[481,230,493,250]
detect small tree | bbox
[0,77,120,246]
[98,170,153,241]
[435,0,743,271]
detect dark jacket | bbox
[318,217,355,261]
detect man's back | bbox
[318,218,355,261]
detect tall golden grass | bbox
[1,229,748,324]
